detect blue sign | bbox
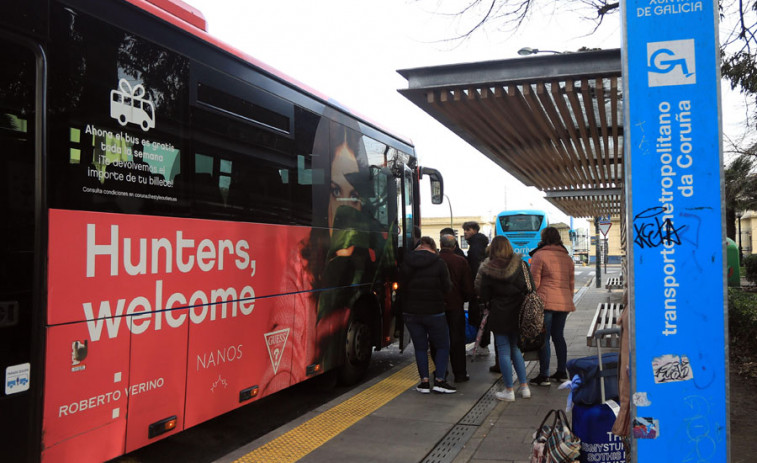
[623,1,727,461]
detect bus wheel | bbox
[118,114,127,126]
[338,319,372,385]
[141,120,150,131]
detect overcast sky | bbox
[185,0,749,230]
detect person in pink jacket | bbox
[528,227,576,386]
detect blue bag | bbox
[566,353,619,405]
[464,310,477,343]
[572,403,626,463]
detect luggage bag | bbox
[568,328,626,463]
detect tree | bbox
[725,149,757,240]
[418,0,757,124]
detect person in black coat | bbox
[463,221,493,355]
[475,236,531,402]
[399,236,456,394]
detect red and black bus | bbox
[0,1,443,461]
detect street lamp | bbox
[736,210,744,261]
[517,47,561,56]
[444,194,453,228]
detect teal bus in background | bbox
[495,209,548,263]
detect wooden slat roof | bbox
[398,49,623,219]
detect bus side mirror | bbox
[420,167,444,205]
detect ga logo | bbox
[264,328,290,374]
[647,39,696,87]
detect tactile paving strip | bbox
[235,362,419,463]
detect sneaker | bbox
[519,385,532,399]
[455,374,470,383]
[416,381,431,394]
[529,375,551,387]
[549,371,569,382]
[489,365,500,373]
[433,379,457,394]
[495,389,515,401]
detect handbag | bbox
[518,261,546,352]
[531,409,581,463]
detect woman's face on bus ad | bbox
[328,141,362,229]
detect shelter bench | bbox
[605,276,623,291]
[587,302,623,348]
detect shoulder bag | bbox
[518,261,546,352]
[530,409,581,463]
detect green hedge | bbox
[743,255,757,284]
[728,288,757,360]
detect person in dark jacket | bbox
[440,227,466,258]
[463,221,489,276]
[438,234,474,382]
[399,236,456,394]
[463,221,493,356]
[475,236,531,401]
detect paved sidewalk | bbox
[219,267,625,463]
[454,273,624,463]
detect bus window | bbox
[48,4,189,215]
[204,148,297,224]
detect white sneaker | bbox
[495,389,515,401]
[519,385,531,399]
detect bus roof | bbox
[497,209,547,216]
[129,0,415,149]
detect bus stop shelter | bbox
[398,48,624,221]
[399,37,729,461]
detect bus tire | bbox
[118,114,127,126]
[337,318,372,385]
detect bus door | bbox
[0,33,44,462]
[395,164,415,351]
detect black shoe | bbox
[455,374,470,383]
[549,371,569,382]
[489,365,500,373]
[415,381,431,394]
[529,375,551,387]
[433,379,457,393]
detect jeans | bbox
[430,309,467,378]
[494,332,528,388]
[404,312,450,381]
[539,310,569,377]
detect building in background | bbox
[735,211,755,257]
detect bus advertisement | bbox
[494,210,548,262]
[0,1,443,461]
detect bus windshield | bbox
[498,214,544,232]
[495,210,548,261]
